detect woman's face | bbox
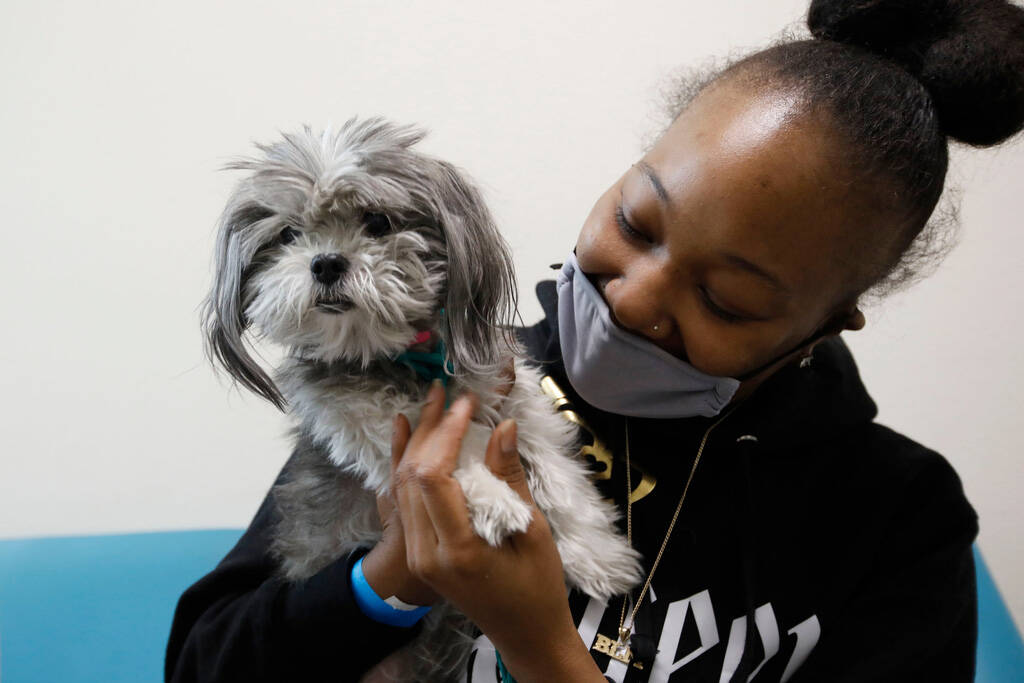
[575,80,867,385]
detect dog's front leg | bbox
[451,421,533,547]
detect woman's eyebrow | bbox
[633,160,789,295]
[719,251,791,294]
[635,161,670,205]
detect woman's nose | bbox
[603,272,674,342]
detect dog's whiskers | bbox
[201,118,645,682]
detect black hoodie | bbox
[165,279,978,683]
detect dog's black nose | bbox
[310,253,349,285]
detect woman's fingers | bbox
[497,357,516,398]
[427,394,476,472]
[392,391,444,561]
[484,356,517,413]
[484,419,535,507]
[395,464,439,561]
[390,378,444,484]
[389,380,446,550]
[416,394,477,543]
[376,487,396,524]
[399,379,447,459]
[393,387,484,573]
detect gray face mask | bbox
[556,252,834,418]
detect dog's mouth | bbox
[315,296,354,314]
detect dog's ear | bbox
[201,196,287,410]
[431,160,519,377]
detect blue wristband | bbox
[350,555,432,628]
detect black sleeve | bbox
[164,454,421,683]
[792,451,979,683]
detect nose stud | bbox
[652,324,661,332]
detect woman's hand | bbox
[388,379,605,682]
[360,478,439,607]
[360,358,517,607]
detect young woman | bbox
[166,0,1024,680]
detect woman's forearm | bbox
[490,616,607,683]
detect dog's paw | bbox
[557,528,644,602]
[453,462,533,546]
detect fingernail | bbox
[499,421,516,454]
[391,414,400,436]
[428,378,443,401]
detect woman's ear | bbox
[808,307,865,356]
[823,302,866,336]
[843,307,866,332]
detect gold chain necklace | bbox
[591,405,739,670]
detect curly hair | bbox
[651,0,1024,300]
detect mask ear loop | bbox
[733,310,855,382]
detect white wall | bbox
[1,0,1021,631]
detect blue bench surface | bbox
[0,532,1020,682]
[0,530,243,683]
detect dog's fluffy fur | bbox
[202,118,641,681]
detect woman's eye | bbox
[279,226,301,244]
[615,205,652,244]
[699,286,748,324]
[363,211,392,237]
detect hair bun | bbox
[808,0,1024,146]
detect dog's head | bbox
[201,117,518,409]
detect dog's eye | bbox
[279,227,301,244]
[363,212,392,238]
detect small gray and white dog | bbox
[202,117,641,680]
